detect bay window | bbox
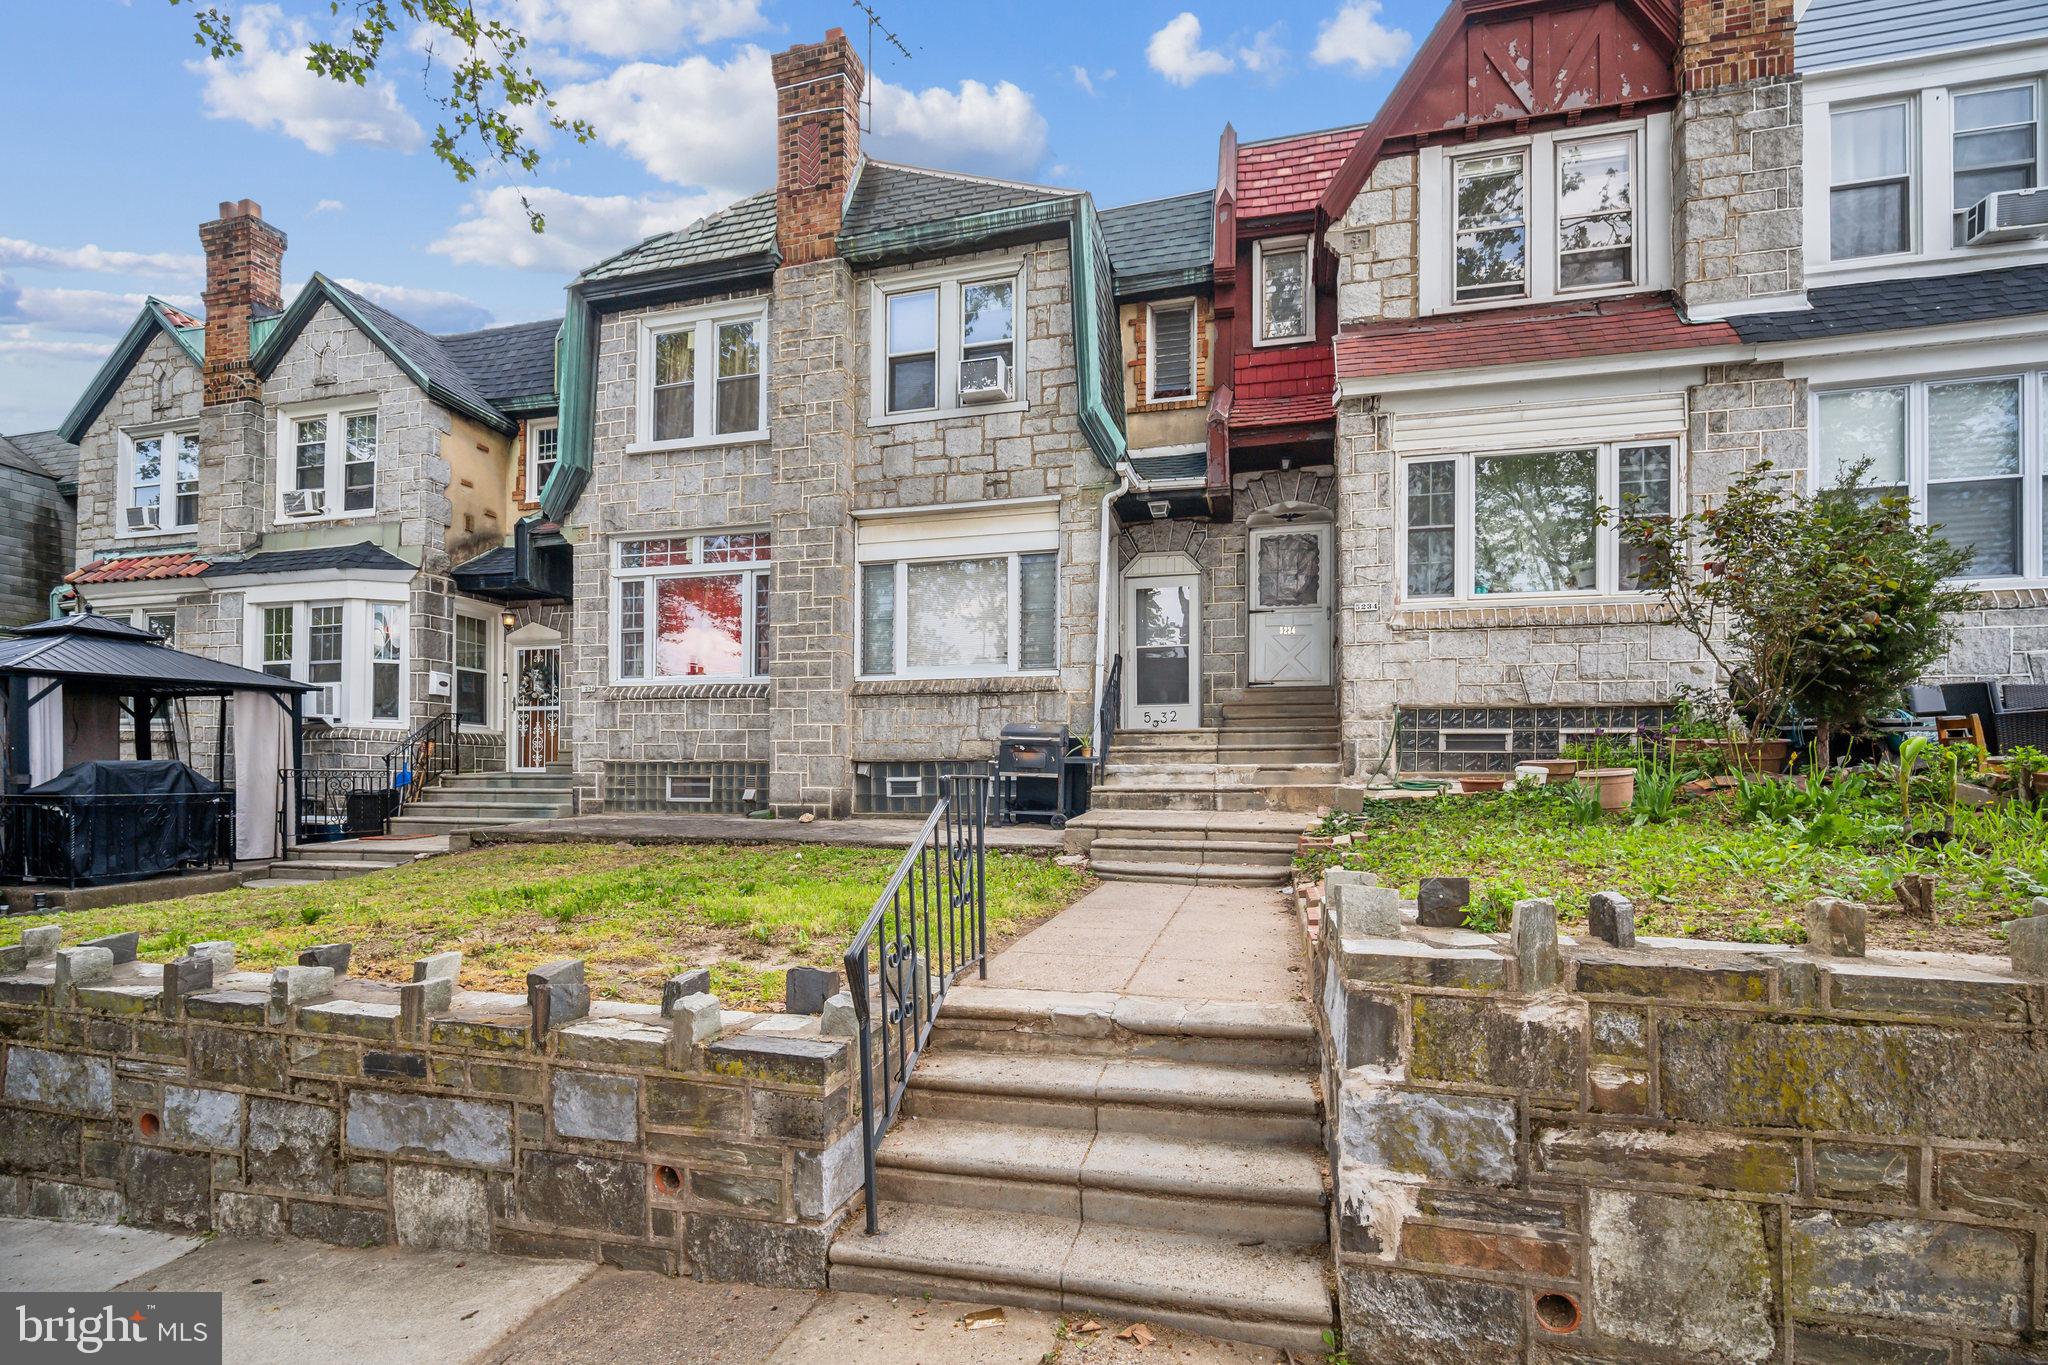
[122,429,198,534]
[455,613,491,726]
[1816,374,2043,582]
[279,405,377,519]
[1830,101,1914,260]
[612,531,770,683]
[635,303,769,448]
[873,264,1025,418]
[370,605,402,721]
[1254,238,1310,343]
[248,598,407,724]
[1400,441,1678,600]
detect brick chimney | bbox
[197,198,286,405]
[771,28,864,266]
[1678,0,1796,94]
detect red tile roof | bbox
[1235,125,1366,221]
[1334,294,1743,382]
[67,552,212,585]
[1229,343,1335,430]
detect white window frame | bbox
[1251,237,1312,346]
[855,550,1060,680]
[452,606,498,731]
[1419,117,1670,315]
[525,418,560,502]
[241,587,409,727]
[1810,370,2046,587]
[609,530,771,686]
[1145,299,1200,402]
[868,258,1029,424]
[117,426,200,537]
[630,301,770,452]
[1827,97,1919,265]
[1804,43,2048,282]
[1393,440,1681,604]
[1554,132,1641,296]
[275,401,378,522]
[1451,149,1530,305]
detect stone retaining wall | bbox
[1310,875,2048,1363]
[0,930,862,1287]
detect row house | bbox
[47,201,566,785]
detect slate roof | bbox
[1129,448,1209,482]
[1335,294,1741,383]
[580,192,779,282]
[437,318,560,406]
[840,162,1075,240]
[320,279,506,426]
[1237,125,1367,221]
[1799,0,2048,72]
[67,553,211,586]
[202,543,413,579]
[1099,192,1214,295]
[0,435,55,483]
[1732,263,2048,345]
[8,429,80,484]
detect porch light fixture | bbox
[500,611,517,630]
[1146,499,1171,519]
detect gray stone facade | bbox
[73,331,204,560]
[1671,76,1806,316]
[1335,154,1420,327]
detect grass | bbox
[1304,780,2048,953]
[0,842,1090,1007]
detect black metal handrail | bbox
[1094,652,1124,776]
[382,713,468,810]
[1,791,236,887]
[842,772,991,1235]
[281,767,396,849]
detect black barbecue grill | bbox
[995,722,1071,827]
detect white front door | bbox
[1124,573,1200,730]
[1249,524,1331,685]
[511,645,561,770]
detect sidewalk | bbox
[474,812,1065,853]
[0,1219,1284,1364]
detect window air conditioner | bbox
[125,504,160,531]
[958,354,1012,404]
[282,488,327,518]
[307,685,342,723]
[1963,187,2048,246]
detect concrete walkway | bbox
[475,812,1065,853]
[0,1219,1283,1364]
[980,880,1308,1002]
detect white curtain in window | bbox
[1815,388,1907,488]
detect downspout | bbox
[1090,462,1135,743]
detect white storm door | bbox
[1249,524,1331,685]
[512,645,561,770]
[1124,574,1200,730]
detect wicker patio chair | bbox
[1998,683,2048,752]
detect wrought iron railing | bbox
[1094,652,1124,777]
[281,768,396,848]
[1,791,235,887]
[842,772,991,1234]
[381,713,485,810]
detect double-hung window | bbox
[251,598,406,723]
[856,505,1060,678]
[280,406,377,518]
[612,531,771,682]
[1816,375,2042,582]
[635,304,768,448]
[875,266,1024,418]
[1399,442,1677,601]
[1454,153,1529,303]
[455,614,491,727]
[526,419,559,501]
[1146,301,1198,401]
[1954,84,2040,244]
[1830,101,1914,260]
[1556,136,1635,291]
[1254,239,1310,343]
[123,430,198,534]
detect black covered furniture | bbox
[1999,683,2048,752]
[4,760,230,886]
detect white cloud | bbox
[323,278,494,333]
[1071,65,1115,96]
[189,4,424,154]
[493,0,768,59]
[552,47,775,192]
[0,280,200,336]
[311,199,346,215]
[1239,25,1287,74]
[1312,1,1413,77]
[869,78,1049,181]
[0,329,114,361]
[0,237,202,280]
[431,186,734,274]
[1148,13,1235,86]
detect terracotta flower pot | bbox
[1576,767,1637,811]
[1460,774,1510,794]
[1531,759,1580,782]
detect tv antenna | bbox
[849,1,912,134]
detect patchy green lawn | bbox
[1309,783,2047,953]
[0,842,1090,1007]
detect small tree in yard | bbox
[1615,461,1974,767]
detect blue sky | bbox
[0,0,1432,434]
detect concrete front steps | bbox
[259,834,450,885]
[1090,686,1341,818]
[386,766,574,836]
[828,987,1333,1352]
[1064,809,1304,886]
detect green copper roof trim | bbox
[1067,198,1128,473]
[171,325,208,365]
[838,196,1078,268]
[249,316,281,354]
[56,298,204,445]
[251,273,514,435]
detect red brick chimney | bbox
[771,28,865,266]
[1678,0,1795,94]
[198,198,286,405]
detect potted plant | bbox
[1529,758,1580,782]
[1460,773,1510,794]
[1575,765,1636,811]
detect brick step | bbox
[828,1203,1332,1354]
[873,1117,1327,1245]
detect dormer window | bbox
[632,301,770,450]
[526,419,559,499]
[1254,238,1310,343]
[1454,152,1528,303]
[869,260,1028,422]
